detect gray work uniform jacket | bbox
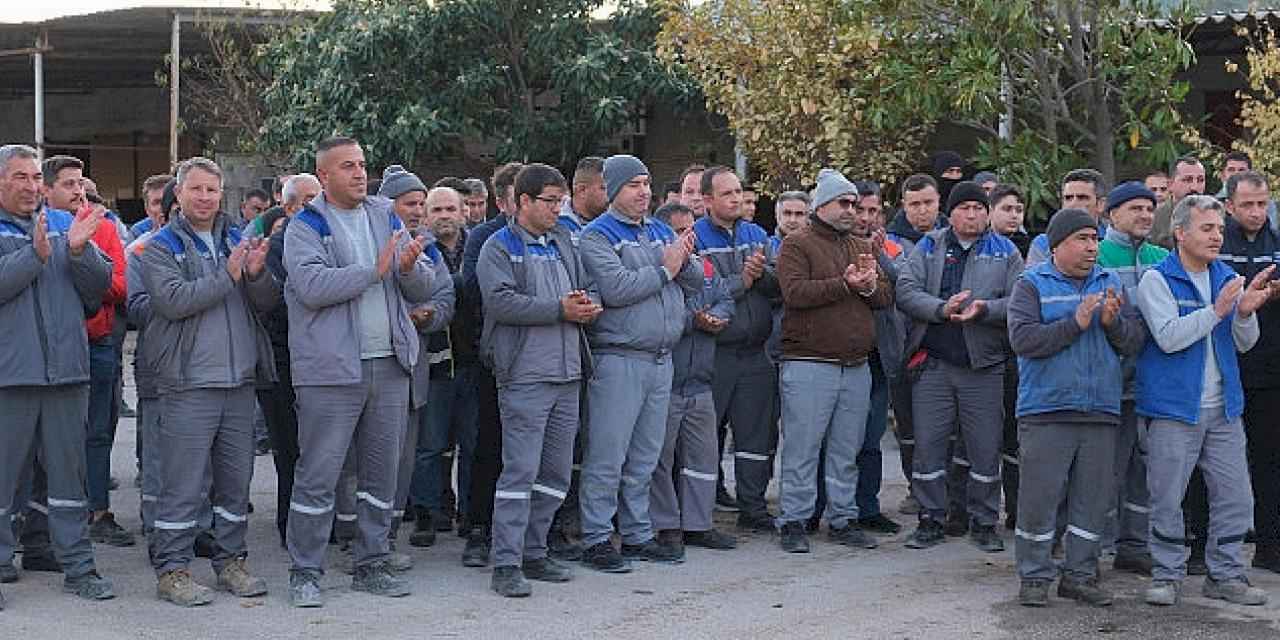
[137,213,278,393]
[0,206,111,387]
[283,194,435,386]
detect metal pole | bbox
[33,32,45,161]
[169,11,180,168]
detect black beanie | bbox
[1046,208,1097,249]
[944,181,989,216]
[931,151,965,178]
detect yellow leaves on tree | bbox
[1234,26,1280,180]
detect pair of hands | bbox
[742,248,767,289]
[662,230,697,277]
[561,289,603,324]
[32,204,107,262]
[844,253,878,294]
[1073,288,1123,330]
[1215,264,1278,319]
[941,290,986,323]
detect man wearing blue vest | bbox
[1008,209,1146,607]
[1135,195,1273,607]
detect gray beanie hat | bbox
[378,165,427,200]
[604,154,649,203]
[810,168,858,211]
[1046,208,1097,249]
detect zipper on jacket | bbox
[32,277,51,383]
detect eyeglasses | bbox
[834,197,858,209]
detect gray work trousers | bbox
[650,390,719,533]
[334,449,358,542]
[288,357,409,573]
[1148,407,1254,582]
[492,381,579,567]
[911,359,1004,526]
[390,405,422,539]
[138,397,161,536]
[1014,421,1115,581]
[0,385,96,579]
[580,353,673,547]
[151,385,255,575]
[712,347,778,519]
[1113,401,1150,558]
[779,361,871,528]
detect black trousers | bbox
[1245,387,1280,548]
[467,366,503,529]
[258,362,298,543]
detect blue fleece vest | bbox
[1016,262,1124,418]
[1135,253,1245,424]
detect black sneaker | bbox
[684,529,737,550]
[904,520,946,550]
[736,512,776,534]
[970,524,1005,553]
[89,512,136,547]
[779,521,810,554]
[1253,545,1280,574]
[581,542,632,573]
[1058,577,1113,607]
[856,513,901,535]
[829,522,879,549]
[409,508,437,548]
[805,515,822,534]
[522,557,573,583]
[622,538,685,564]
[461,527,490,568]
[193,531,218,558]
[0,563,15,584]
[1114,552,1154,576]
[255,440,272,456]
[1019,579,1050,607]
[19,550,60,573]
[491,565,532,597]
[548,529,585,561]
[944,512,969,537]
[1187,542,1208,576]
[715,486,740,512]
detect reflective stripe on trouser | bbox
[288,357,409,573]
[1147,408,1254,582]
[650,390,718,533]
[910,359,1004,526]
[150,385,255,576]
[580,353,672,546]
[780,361,871,528]
[138,398,162,535]
[390,404,422,539]
[1112,401,1149,556]
[492,381,579,567]
[712,348,778,519]
[0,385,96,578]
[1014,421,1115,581]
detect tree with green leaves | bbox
[255,0,695,172]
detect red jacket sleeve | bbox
[96,220,126,306]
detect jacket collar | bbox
[605,207,649,228]
[808,214,849,239]
[1104,226,1142,250]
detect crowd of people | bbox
[1,136,1279,615]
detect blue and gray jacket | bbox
[0,206,111,387]
[283,194,435,386]
[477,220,596,386]
[673,256,736,396]
[691,216,779,348]
[138,212,278,393]
[579,208,703,358]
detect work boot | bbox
[1187,541,1207,576]
[388,543,414,573]
[89,512,136,547]
[157,569,213,607]
[335,541,356,576]
[64,571,114,601]
[433,509,455,532]
[0,563,16,584]
[522,557,573,583]
[215,557,268,597]
[1114,551,1154,576]
[805,514,822,533]
[0,585,5,611]
[856,513,901,535]
[656,529,686,558]
[581,541,631,573]
[1202,576,1268,606]
[409,507,437,548]
[1019,579,1050,607]
[944,511,969,537]
[289,569,323,608]
[1058,577,1113,606]
[622,538,685,564]
[352,561,410,598]
[461,526,490,568]
[970,524,1005,553]
[19,550,60,573]
[715,485,740,512]
[193,530,218,559]
[779,521,810,554]
[905,519,946,549]
[1144,579,1181,606]
[684,529,737,550]
[736,512,776,534]
[491,565,532,598]
[829,522,879,549]
[1252,544,1280,574]
[897,493,921,515]
[547,528,584,561]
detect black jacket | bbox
[1221,216,1280,389]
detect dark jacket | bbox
[777,216,893,365]
[1220,216,1280,389]
[691,216,780,348]
[673,257,736,396]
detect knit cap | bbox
[378,165,427,200]
[1105,181,1157,213]
[944,181,989,216]
[1046,208,1098,249]
[603,154,649,203]
[810,168,858,211]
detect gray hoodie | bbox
[283,194,435,386]
[478,219,597,387]
[0,206,111,387]
[137,213,278,393]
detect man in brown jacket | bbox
[775,168,892,553]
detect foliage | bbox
[254,0,696,172]
[1229,24,1280,182]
